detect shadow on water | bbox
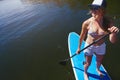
[0,0,120,80]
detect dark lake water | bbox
[0,0,120,80]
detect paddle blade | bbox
[59,60,67,66]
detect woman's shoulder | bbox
[82,17,93,30]
[83,17,93,26]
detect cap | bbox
[88,0,107,10]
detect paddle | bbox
[59,32,111,66]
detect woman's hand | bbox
[108,26,119,43]
[76,48,81,54]
[108,26,119,33]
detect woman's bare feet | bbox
[96,69,104,78]
[84,72,89,80]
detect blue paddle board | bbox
[68,32,111,80]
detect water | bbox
[0,0,120,80]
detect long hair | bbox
[99,8,111,32]
[102,16,111,32]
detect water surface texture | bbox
[0,0,120,80]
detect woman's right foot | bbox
[84,72,89,80]
[96,69,104,78]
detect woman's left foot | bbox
[84,72,89,80]
[96,69,104,78]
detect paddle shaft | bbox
[67,32,111,61]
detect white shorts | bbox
[84,42,106,56]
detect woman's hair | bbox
[97,8,111,32]
[102,16,112,32]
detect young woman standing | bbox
[76,0,119,80]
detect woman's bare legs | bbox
[96,54,104,77]
[84,55,92,80]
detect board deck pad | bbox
[68,32,111,80]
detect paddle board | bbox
[68,32,111,80]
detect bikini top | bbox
[88,22,104,37]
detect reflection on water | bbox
[21,0,89,9]
[0,0,89,45]
[0,0,24,15]
[21,0,120,15]
[0,0,120,80]
[0,0,57,45]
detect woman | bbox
[76,0,119,80]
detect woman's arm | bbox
[76,20,89,54]
[108,26,119,43]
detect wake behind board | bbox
[68,32,111,80]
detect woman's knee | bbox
[84,61,91,66]
[96,55,104,63]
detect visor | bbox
[88,5,101,10]
[88,0,107,10]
